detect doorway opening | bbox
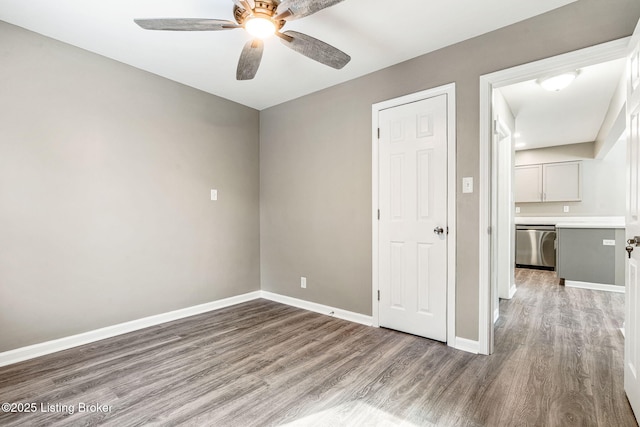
[479,37,630,355]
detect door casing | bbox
[372,83,457,348]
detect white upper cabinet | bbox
[514,164,543,202]
[515,161,581,203]
[543,161,581,202]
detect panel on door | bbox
[378,94,448,342]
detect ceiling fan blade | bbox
[232,0,255,12]
[275,0,345,20]
[134,18,240,31]
[237,39,264,80]
[279,30,350,70]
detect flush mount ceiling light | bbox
[134,0,351,81]
[537,71,579,92]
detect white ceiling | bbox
[0,0,576,110]
[498,58,626,151]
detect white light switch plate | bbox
[462,177,473,194]
[603,239,616,246]
[211,189,218,201]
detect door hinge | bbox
[377,209,380,220]
[377,128,380,139]
[377,290,380,301]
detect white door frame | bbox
[491,116,514,333]
[478,38,630,355]
[372,83,457,347]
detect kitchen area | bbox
[514,140,626,292]
[495,55,628,299]
[513,139,626,292]
[514,139,626,292]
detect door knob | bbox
[433,226,445,235]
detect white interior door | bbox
[626,18,640,422]
[378,94,448,342]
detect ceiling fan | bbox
[134,0,351,80]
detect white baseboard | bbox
[453,337,479,354]
[498,284,517,301]
[493,308,500,324]
[0,290,374,367]
[0,291,262,367]
[565,280,625,293]
[260,291,373,326]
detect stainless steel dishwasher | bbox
[515,225,557,269]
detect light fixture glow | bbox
[538,71,578,92]
[245,17,276,39]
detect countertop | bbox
[515,216,625,229]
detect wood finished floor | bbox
[0,269,636,426]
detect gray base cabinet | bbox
[556,227,625,286]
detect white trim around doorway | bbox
[371,83,457,348]
[478,37,630,356]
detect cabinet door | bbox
[543,162,581,202]
[514,165,543,202]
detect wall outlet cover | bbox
[563,206,569,213]
[211,189,218,201]
[301,277,307,289]
[515,207,521,214]
[603,239,616,246]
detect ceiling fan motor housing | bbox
[234,0,286,30]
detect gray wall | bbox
[260,0,640,341]
[0,22,261,352]
[516,140,626,217]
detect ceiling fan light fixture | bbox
[537,71,579,92]
[245,16,276,39]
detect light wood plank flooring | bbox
[0,269,637,426]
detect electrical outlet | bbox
[563,206,569,213]
[211,189,218,201]
[603,239,616,246]
[301,277,307,289]
[515,207,521,214]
